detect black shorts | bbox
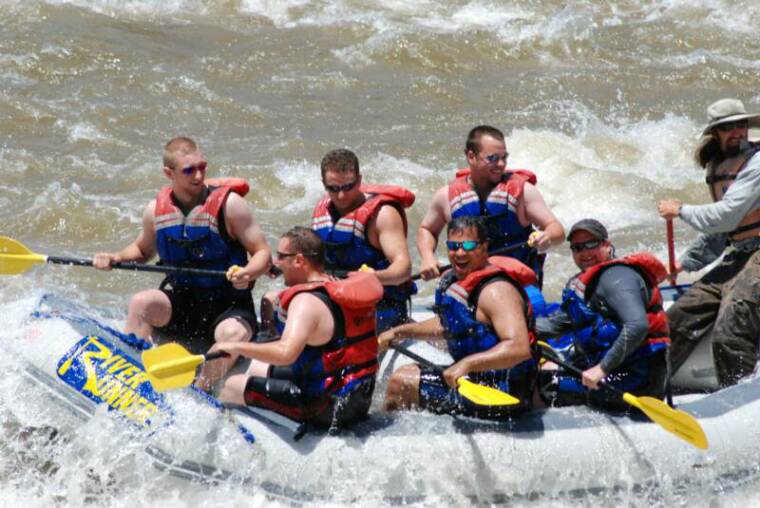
[245,367,374,429]
[418,366,535,420]
[155,284,257,354]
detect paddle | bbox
[391,344,521,407]
[141,342,230,392]
[536,341,708,450]
[666,219,678,286]
[0,236,227,278]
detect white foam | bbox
[503,105,703,240]
[41,0,210,18]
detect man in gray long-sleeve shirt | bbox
[659,98,760,388]
[536,219,669,410]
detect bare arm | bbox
[93,201,157,269]
[368,204,411,285]
[416,186,451,280]
[224,193,272,288]
[521,183,564,251]
[212,292,333,365]
[445,281,531,384]
[377,316,445,353]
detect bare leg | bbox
[217,359,271,405]
[124,289,171,340]
[216,372,247,405]
[195,316,253,392]
[383,364,421,412]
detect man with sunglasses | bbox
[311,148,415,332]
[213,227,383,429]
[536,219,669,410]
[657,98,760,388]
[94,137,271,390]
[379,216,537,420]
[417,125,564,286]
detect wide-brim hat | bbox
[702,98,760,135]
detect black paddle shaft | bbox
[204,351,230,362]
[539,345,623,396]
[297,241,532,281]
[46,255,228,278]
[392,344,445,373]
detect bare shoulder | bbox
[374,202,404,228]
[426,185,451,216]
[224,192,253,217]
[479,279,523,309]
[432,184,449,204]
[290,291,332,315]
[142,199,157,225]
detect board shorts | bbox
[418,361,536,420]
[155,282,257,354]
[243,364,374,428]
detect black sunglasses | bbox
[180,161,207,175]
[323,180,358,193]
[570,239,603,252]
[716,120,749,132]
[276,251,298,260]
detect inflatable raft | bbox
[4,292,759,504]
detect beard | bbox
[724,144,742,158]
[723,138,750,158]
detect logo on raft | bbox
[57,335,173,429]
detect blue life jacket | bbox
[154,179,249,293]
[448,169,538,271]
[311,184,416,304]
[434,259,538,379]
[560,254,670,368]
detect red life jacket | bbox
[311,184,416,305]
[437,256,538,361]
[568,253,670,347]
[448,169,538,265]
[247,272,383,421]
[454,167,538,184]
[312,183,416,239]
[153,177,250,289]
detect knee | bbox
[215,318,252,343]
[128,290,168,317]
[128,290,153,313]
[386,364,419,400]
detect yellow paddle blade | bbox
[623,393,708,450]
[0,236,47,275]
[456,377,520,406]
[141,343,203,392]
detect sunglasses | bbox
[716,120,749,132]
[323,180,358,193]
[276,251,298,260]
[570,239,603,252]
[483,153,509,164]
[180,162,208,175]
[446,240,481,252]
